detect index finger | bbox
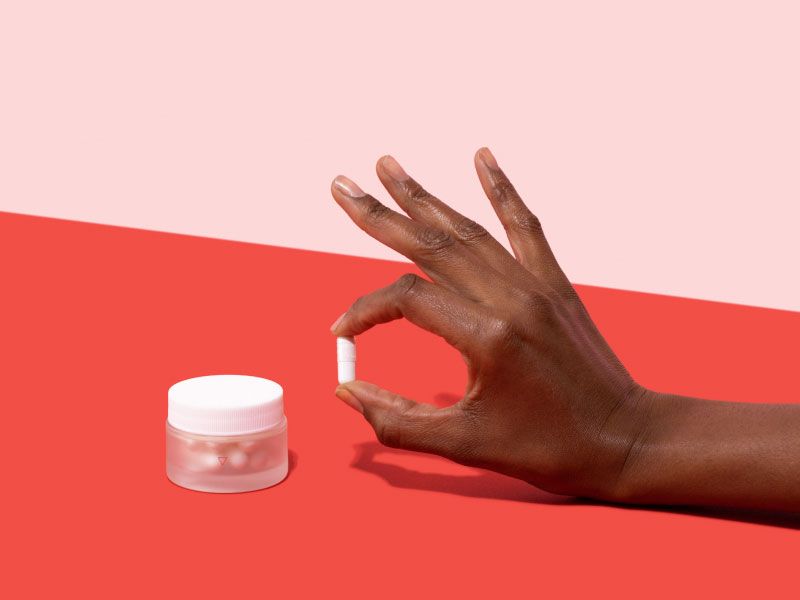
[331,273,491,357]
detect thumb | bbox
[335,380,473,458]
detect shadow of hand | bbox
[350,441,571,505]
[349,441,800,529]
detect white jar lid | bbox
[168,375,284,435]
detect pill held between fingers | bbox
[337,336,356,384]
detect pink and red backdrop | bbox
[1,2,799,598]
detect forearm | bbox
[613,392,800,512]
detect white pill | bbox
[228,451,248,469]
[198,452,223,470]
[337,336,356,384]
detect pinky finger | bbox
[474,147,566,286]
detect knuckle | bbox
[483,316,520,354]
[452,216,490,245]
[461,315,484,343]
[492,177,518,202]
[364,197,391,223]
[518,289,558,323]
[374,419,402,448]
[414,227,455,258]
[512,210,543,235]
[518,289,552,313]
[406,181,432,204]
[394,273,421,299]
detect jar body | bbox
[166,419,288,493]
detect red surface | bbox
[1,212,798,598]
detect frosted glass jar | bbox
[166,375,288,493]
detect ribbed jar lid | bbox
[168,375,284,435]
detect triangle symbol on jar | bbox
[217,456,228,465]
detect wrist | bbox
[581,385,800,512]
[595,384,667,503]
[604,388,700,504]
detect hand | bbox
[329,148,649,500]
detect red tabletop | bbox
[2,212,798,598]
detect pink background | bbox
[1,1,798,310]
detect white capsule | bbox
[228,451,248,469]
[198,452,223,471]
[336,336,356,384]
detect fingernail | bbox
[478,147,499,170]
[333,175,366,198]
[380,155,409,182]
[330,312,346,333]
[335,385,364,414]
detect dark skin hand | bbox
[329,148,800,513]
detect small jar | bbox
[166,375,288,493]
